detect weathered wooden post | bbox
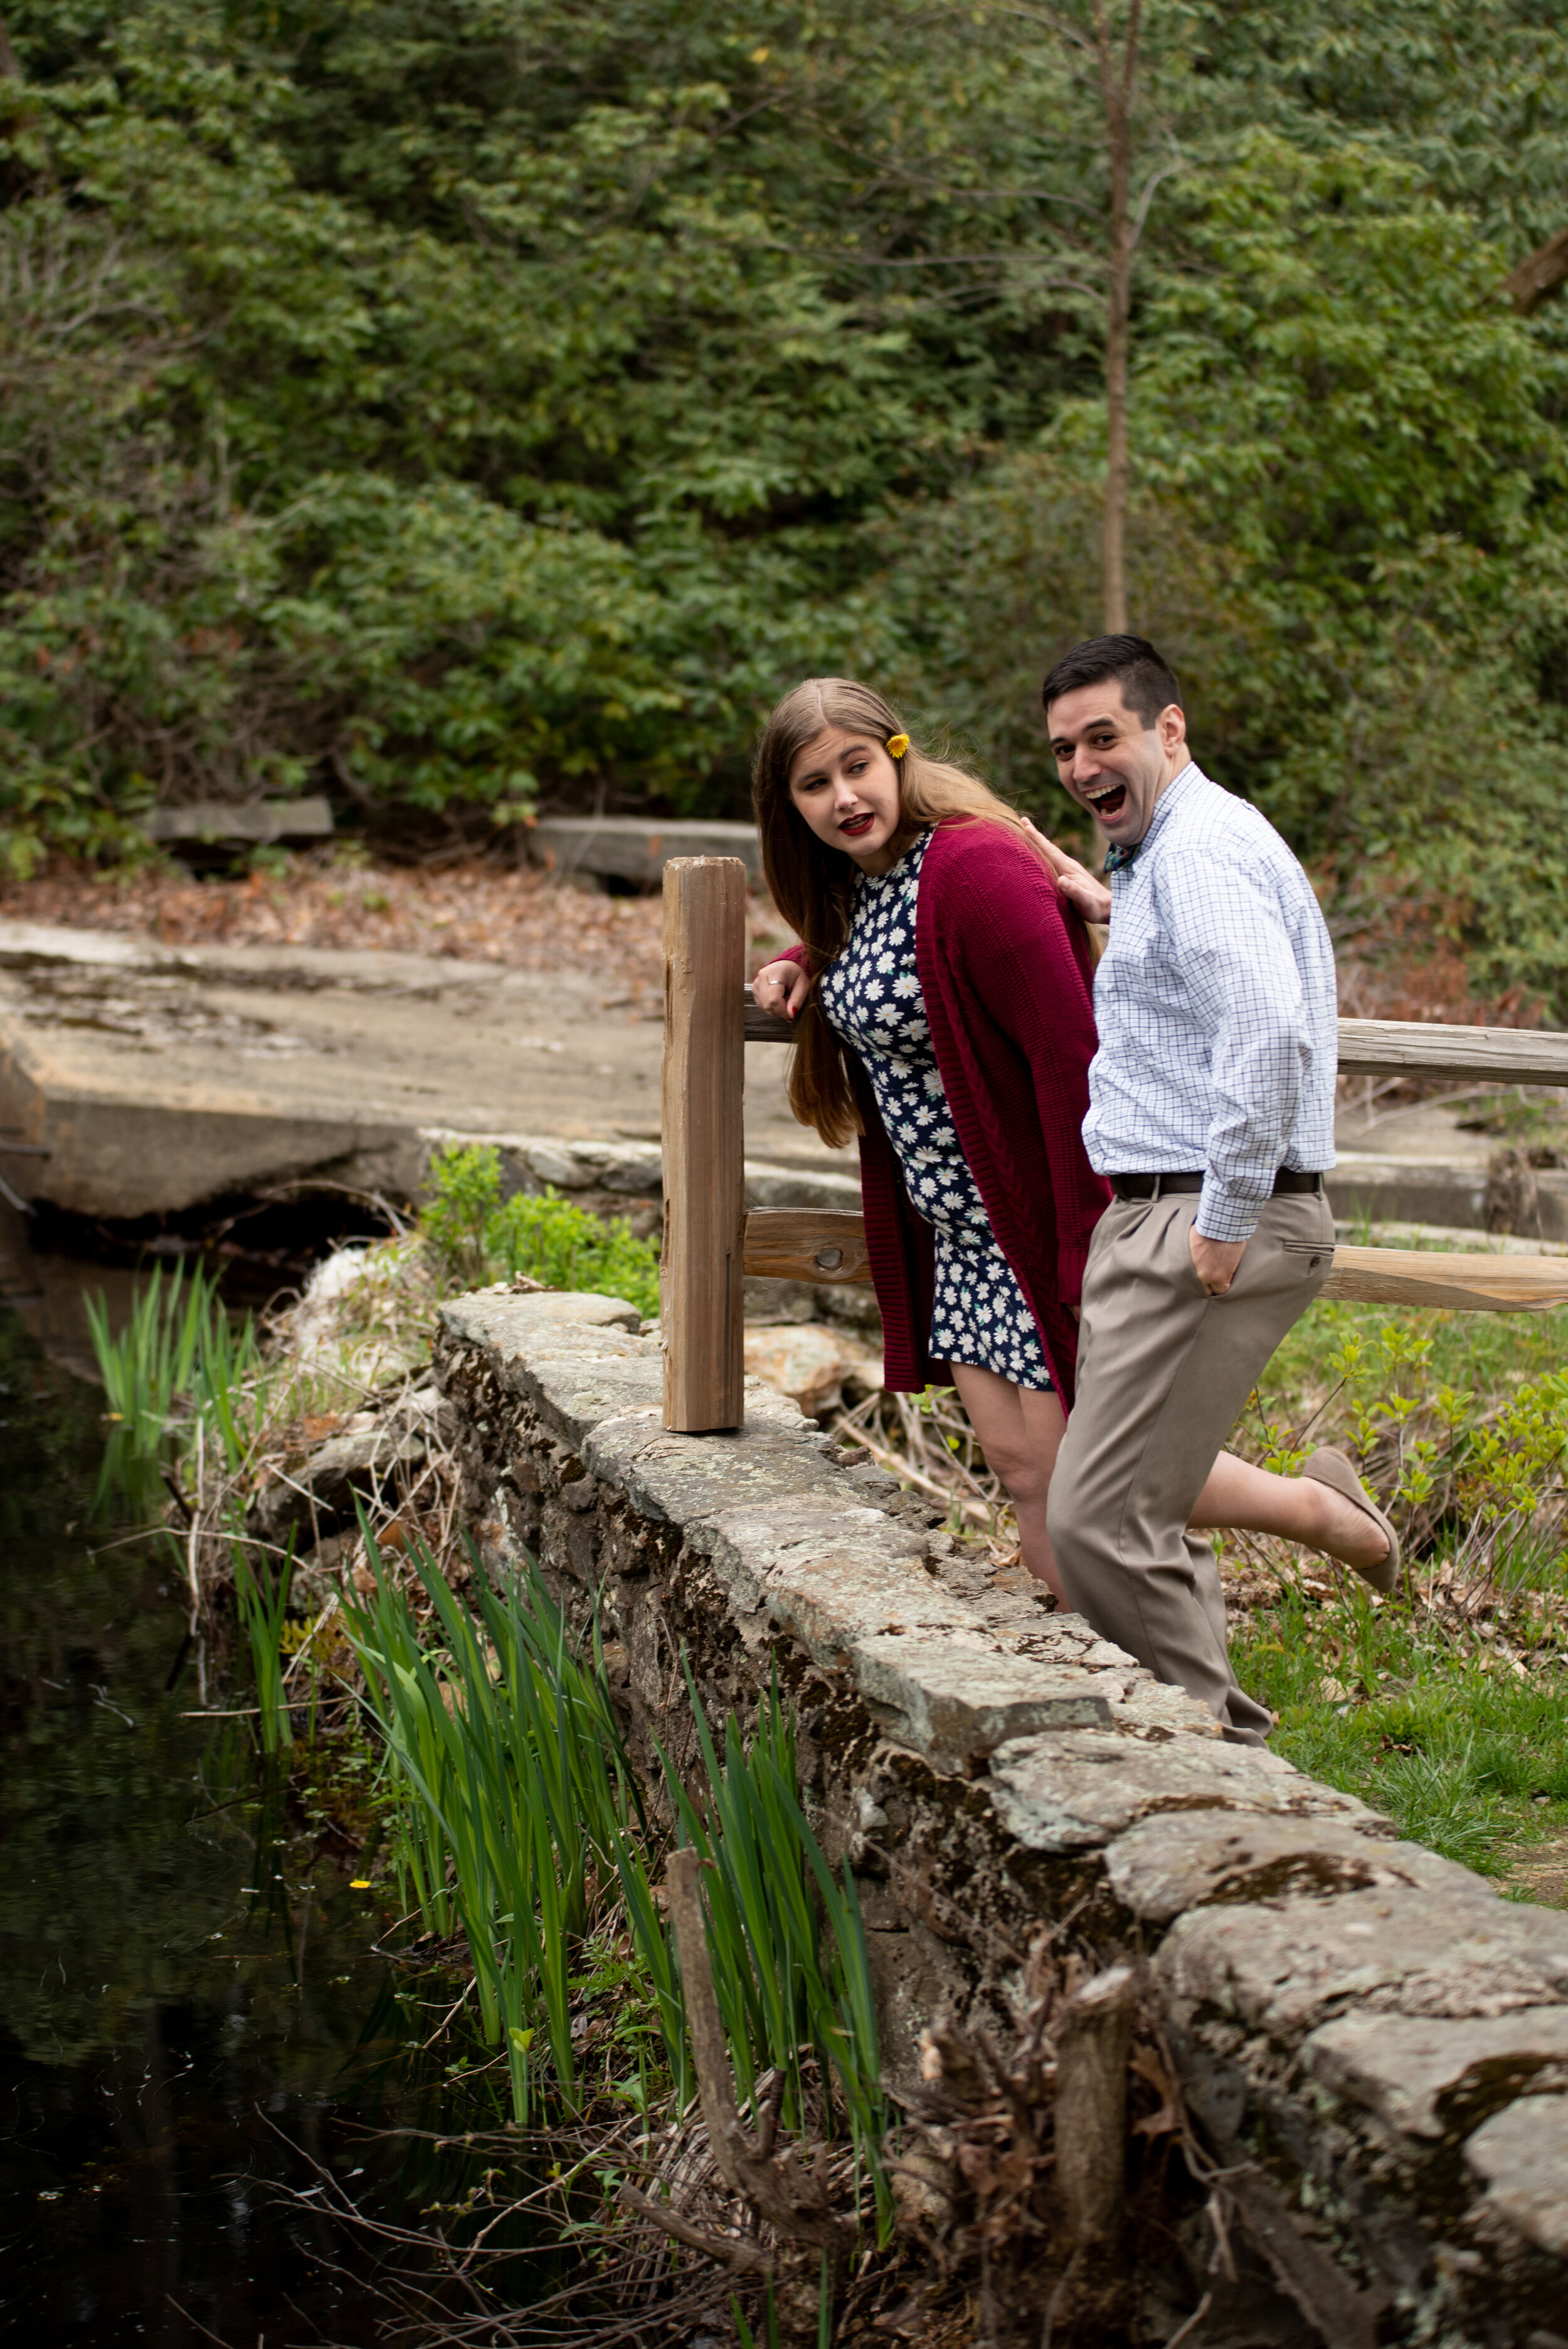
[662,858,747,1431]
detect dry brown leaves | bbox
[0,852,795,1009]
[1328,867,1545,1031]
[1,851,666,984]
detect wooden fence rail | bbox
[662,860,1568,1430]
[749,990,1568,1087]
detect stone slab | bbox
[1158,1886,1568,2043]
[853,1638,1113,1766]
[1305,2008,1568,2139]
[439,1295,822,1461]
[0,920,856,1216]
[587,1413,848,1525]
[986,1727,1359,1855]
[1328,1154,1490,1234]
[1104,1811,1480,1924]
[700,1499,964,1634]
[431,1276,1568,2332]
[1464,2093,1568,2254]
[441,1290,644,1344]
[438,1303,1222,1760]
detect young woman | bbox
[751,676,1394,1599]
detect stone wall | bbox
[434,1285,1568,2347]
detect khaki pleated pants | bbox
[1047,1187,1335,1743]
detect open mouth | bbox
[1084,782,1128,824]
[839,812,876,838]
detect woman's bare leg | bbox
[1190,1450,1392,1574]
[948,1365,1068,1599]
[943,1373,1386,1591]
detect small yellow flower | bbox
[886,733,909,758]
[350,1879,372,1889]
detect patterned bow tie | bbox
[1103,840,1139,874]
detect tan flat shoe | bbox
[1300,1446,1400,1594]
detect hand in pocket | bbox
[1189,1226,1247,1295]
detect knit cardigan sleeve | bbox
[917,820,1109,1312]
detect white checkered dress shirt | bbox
[1082,763,1337,1243]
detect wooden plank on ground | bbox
[662,859,748,1431]
[1320,1246,1568,1312]
[743,1208,876,1285]
[1336,1017,1568,1087]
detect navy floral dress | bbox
[819,827,1052,1391]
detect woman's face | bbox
[787,727,905,874]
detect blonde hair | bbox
[753,676,1060,1148]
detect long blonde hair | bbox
[753,676,1061,1148]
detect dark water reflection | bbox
[0,1307,477,2346]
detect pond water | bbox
[0,1303,479,2347]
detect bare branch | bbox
[1129,154,1179,255]
[1503,222,1568,317]
[616,2183,772,2276]
[987,3,1096,56]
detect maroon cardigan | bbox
[776,817,1111,1405]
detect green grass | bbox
[1227,1280,1568,1898]
[87,1258,260,1468]
[1231,1558,1568,1883]
[232,1539,297,1753]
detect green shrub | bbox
[420,1142,660,1317]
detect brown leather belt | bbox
[1108,1169,1324,1201]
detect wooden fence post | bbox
[662,858,747,1431]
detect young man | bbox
[1036,633,1395,1743]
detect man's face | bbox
[1046,679,1188,850]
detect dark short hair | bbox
[1041,634,1182,729]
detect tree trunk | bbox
[1094,2,1139,635]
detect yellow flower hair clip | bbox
[886,733,909,759]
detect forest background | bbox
[4,1,1568,1012]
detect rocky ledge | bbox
[433,1285,1568,2345]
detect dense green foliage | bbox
[5,4,1568,996]
[420,1140,660,1312]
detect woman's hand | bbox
[753,958,810,1020]
[1020,816,1113,925]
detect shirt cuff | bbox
[1195,1175,1264,1244]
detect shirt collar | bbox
[1106,760,1203,879]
